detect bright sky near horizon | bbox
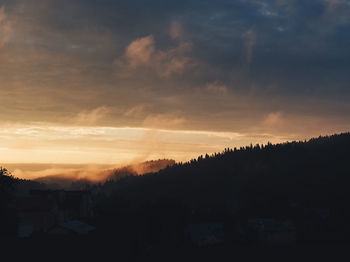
[1,125,292,165]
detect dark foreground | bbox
[4,240,350,261]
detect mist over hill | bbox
[32,159,175,189]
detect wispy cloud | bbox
[143,112,187,129]
[206,81,229,95]
[0,124,292,165]
[242,28,256,64]
[125,35,155,68]
[75,106,110,125]
[0,5,12,48]
[114,33,194,78]
[169,21,183,40]
[124,104,149,117]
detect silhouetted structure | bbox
[48,220,95,236]
[186,223,224,247]
[15,189,93,237]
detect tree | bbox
[0,167,17,200]
[0,167,18,237]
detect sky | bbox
[0,0,350,171]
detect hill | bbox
[99,133,350,206]
[94,132,350,243]
[33,159,175,189]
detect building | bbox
[186,223,224,247]
[15,189,94,237]
[246,219,296,244]
[48,220,95,236]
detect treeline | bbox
[97,133,350,207]
[0,167,19,237]
[92,132,350,245]
[0,167,47,237]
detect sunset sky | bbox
[1,0,350,174]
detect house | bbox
[246,219,296,244]
[15,189,94,237]
[18,222,34,238]
[300,207,332,242]
[15,196,57,236]
[48,220,95,236]
[186,223,224,247]
[30,189,93,222]
[304,207,330,220]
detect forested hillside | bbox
[94,133,350,244]
[98,133,350,208]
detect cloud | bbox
[154,41,193,77]
[242,28,256,64]
[12,160,175,183]
[0,5,12,48]
[143,112,187,129]
[125,35,155,68]
[169,21,183,39]
[257,2,280,17]
[327,0,346,11]
[115,34,194,78]
[124,104,149,117]
[0,5,6,21]
[206,81,229,95]
[262,111,285,128]
[13,165,114,181]
[257,109,350,137]
[75,106,110,125]
[324,0,350,22]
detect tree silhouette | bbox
[93,132,350,244]
[0,167,18,237]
